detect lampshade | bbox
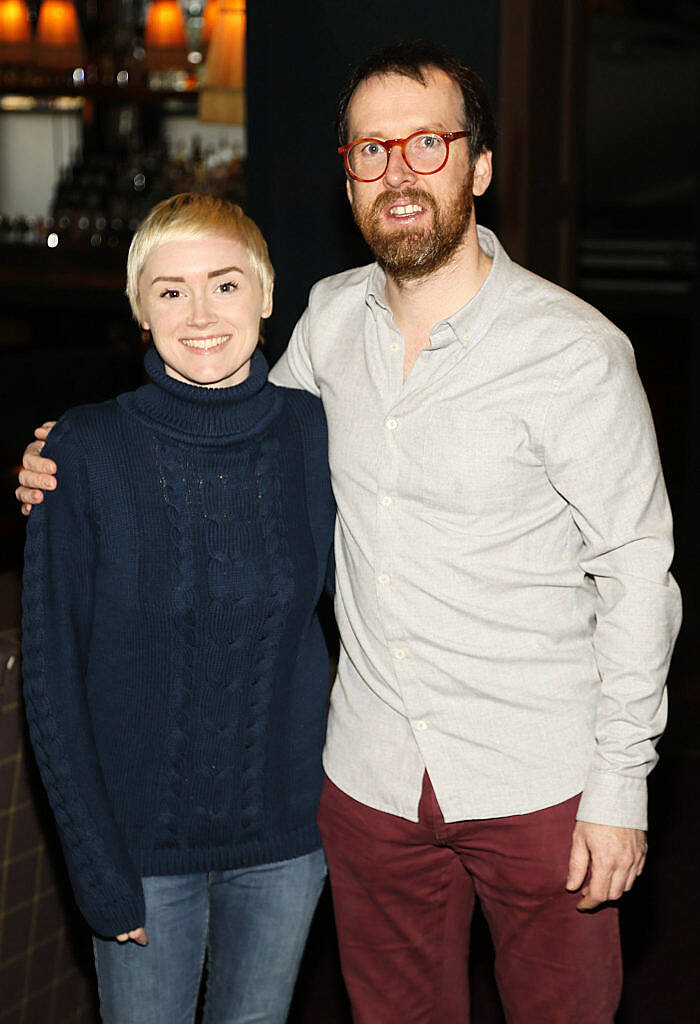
[199,0,245,123]
[0,0,32,63]
[200,0,219,47]
[144,0,186,47]
[0,0,31,42]
[204,0,244,88]
[143,0,187,70]
[35,0,85,66]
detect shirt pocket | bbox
[421,410,516,519]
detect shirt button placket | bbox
[378,400,403,683]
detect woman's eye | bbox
[160,288,181,299]
[217,281,238,293]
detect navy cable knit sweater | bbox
[22,348,335,937]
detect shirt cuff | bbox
[576,771,648,830]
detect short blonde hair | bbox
[126,193,274,322]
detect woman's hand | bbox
[15,422,57,514]
[115,927,149,945]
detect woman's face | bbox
[138,235,272,388]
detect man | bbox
[18,42,680,1024]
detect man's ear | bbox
[472,150,493,197]
[346,177,354,206]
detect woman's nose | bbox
[187,294,216,326]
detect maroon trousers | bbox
[317,772,621,1024]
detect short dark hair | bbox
[336,40,496,163]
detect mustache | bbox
[370,188,436,217]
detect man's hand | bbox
[566,820,647,911]
[15,422,57,514]
[115,927,148,945]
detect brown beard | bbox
[352,167,474,283]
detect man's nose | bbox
[383,144,416,189]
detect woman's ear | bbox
[262,286,273,321]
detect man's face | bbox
[344,68,490,282]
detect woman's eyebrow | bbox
[208,266,243,278]
[151,275,185,284]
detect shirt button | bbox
[415,720,428,731]
[386,418,398,430]
[380,495,392,507]
[462,330,470,343]
[378,573,390,585]
[390,342,400,352]
[393,648,406,660]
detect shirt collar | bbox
[363,225,512,351]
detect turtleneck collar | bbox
[118,347,282,446]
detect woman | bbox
[21,193,335,1024]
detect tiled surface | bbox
[0,631,98,1023]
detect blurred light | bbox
[143,0,188,70]
[199,1,245,123]
[47,232,59,248]
[36,0,81,45]
[51,95,83,109]
[144,0,186,48]
[0,0,32,65]
[201,0,219,45]
[0,95,36,110]
[0,0,31,44]
[116,69,129,85]
[35,0,85,67]
[72,66,84,85]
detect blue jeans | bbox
[93,849,327,1024]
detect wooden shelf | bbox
[0,82,199,107]
[0,243,129,309]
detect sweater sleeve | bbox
[22,418,146,937]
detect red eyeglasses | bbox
[338,129,469,182]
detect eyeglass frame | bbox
[338,129,470,182]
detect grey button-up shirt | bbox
[269,227,681,830]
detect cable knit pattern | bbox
[22,473,145,936]
[22,348,334,936]
[242,438,295,834]
[153,438,199,854]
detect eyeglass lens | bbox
[348,133,448,180]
